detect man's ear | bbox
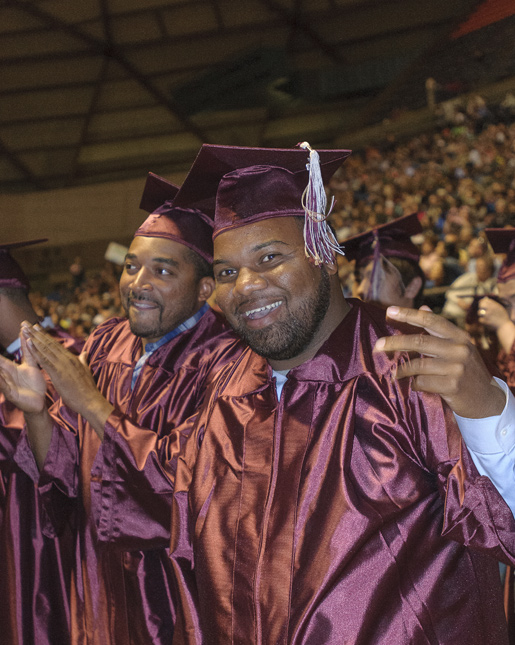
[321,260,338,276]
[404,276,423,299]
[197,276,215,304]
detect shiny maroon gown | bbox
[16,310,243,645]
[0,328,83,645]
[94,301,515,644]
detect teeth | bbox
[245,301,282,316]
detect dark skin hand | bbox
[0,330,56,468]
[0,331,47,414]
[373,306,505,419]
[21,322,113,439]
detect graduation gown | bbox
[0,328,83,645]
[15,309,243,645]
[95,300,515,644]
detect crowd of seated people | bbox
[331,93,515,321]
[29,262,124,340]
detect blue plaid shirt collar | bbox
[130,303,209,389]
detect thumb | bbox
[19,323,39,368]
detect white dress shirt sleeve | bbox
[454,377,515,516]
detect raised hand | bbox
[373,306,505,419]
[477,296,511,331]
[0,332,47,414]
[21,323,113,437]
[477,296,515,354]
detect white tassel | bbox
[299,141,344,266]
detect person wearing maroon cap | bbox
[342,213,426,309]
[0,240,84,360]
[28,143,515,644]
[0,173,244,645]
[477,229,515,391]
[0,239,84,645]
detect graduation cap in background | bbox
[485,228,515,283]
[135,172,214,264]
[341,213,423,304]
[0,239,48,291]
[341,213,423,267]
[172,143,352,265]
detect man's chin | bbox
[237,325,304,362]
[128,321,161,339]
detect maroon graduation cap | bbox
[0,239,48,290]
[135,172,214,264]
[172,143,352,265]
[342,213,423,267]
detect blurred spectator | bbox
[69,255,85,289]
[442,255,497,326]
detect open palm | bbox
[0,354,47,414]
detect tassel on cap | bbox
[298,141,344,266]
[367,231,382,301]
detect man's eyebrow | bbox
[213,240,290,266]
[124,253,180,268]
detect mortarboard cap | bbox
[0,239,48,291]
[485,228,515,283]
[342,213,423,266]
[135,172,214,264]
[173,143,352,265]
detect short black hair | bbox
[184,247,213,281]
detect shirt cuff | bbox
[454,377,515,456]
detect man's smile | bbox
[240,299,283,320]
[129,297,160,311]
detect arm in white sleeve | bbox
[454,377,515,516]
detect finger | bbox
[24,323,64,355]
[394,355,464,380]
[0,367,15,397]
[22,325,67,367]
[19,327,39,368]
[374,333,462,358]
[408,374,460,396]
[78,351,90,370]
[385,306,469,342]
[0,353,14,373]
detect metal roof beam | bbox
[254,0,345,64]
[0,137,44,190]
[11,0,211,143]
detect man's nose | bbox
[234,267,267,296]
[130,267,153,293]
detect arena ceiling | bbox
[0,0,482,193]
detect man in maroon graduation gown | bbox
[0,175,244,645]
[10,147,515,644]
[0,239,84,645]
[99,145,515,644]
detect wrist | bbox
[24,407,48,420]
[81,395,113,437]
[482,381,507,418]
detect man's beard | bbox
[123,295,165,340]
[230,268,331,361]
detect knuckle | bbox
[412,334,427,350]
